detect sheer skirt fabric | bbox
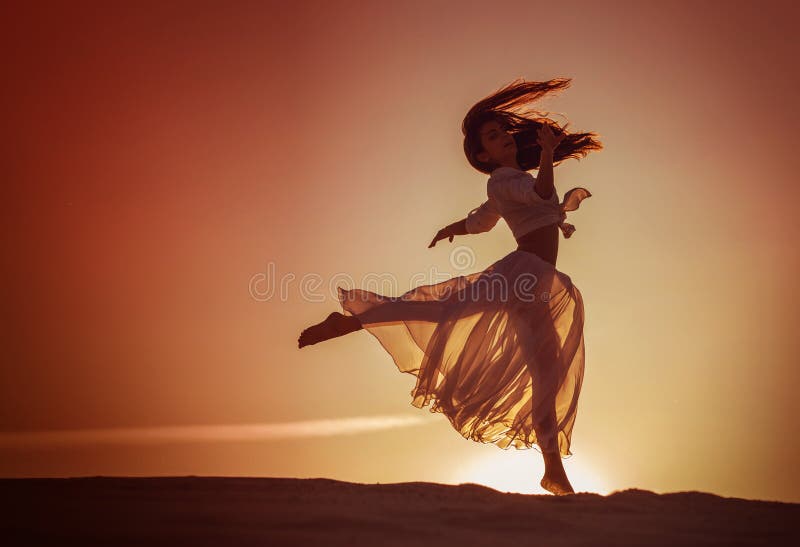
[337,248,585,456]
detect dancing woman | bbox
[298,78,602,495]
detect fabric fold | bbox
[337,249,586,457]
[557,187,592,238]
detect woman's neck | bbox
[497,158,522,171]
[494,161,523,172]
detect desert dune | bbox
[1,476,797,546]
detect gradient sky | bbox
[3,1,799,502]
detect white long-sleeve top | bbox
[464,166,592,240]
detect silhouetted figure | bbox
[299,77,602,495]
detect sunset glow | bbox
[452,450,611,495]
[3,1,798,503]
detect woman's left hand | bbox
[536,123,566,154]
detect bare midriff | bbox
[515,222,559,267]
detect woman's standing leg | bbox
[531,319,574,495]
[517,225,575,494]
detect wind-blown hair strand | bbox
[462,77,603,174]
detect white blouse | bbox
[465,166,591,240]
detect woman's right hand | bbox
[428,227,454,248]
[536,122,566,154]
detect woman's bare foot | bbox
[540,474,575,496]
[298,312,362,348]
[539,450,575,495]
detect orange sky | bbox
[2,1,799,502]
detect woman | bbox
[298,78,602,495]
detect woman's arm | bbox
[428,196,502,248]
[534,123,565,200]
[534,149,555,201]
[428,218,468,248]
[447,217,469,236]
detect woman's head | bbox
[471,115,519,171]
[462,78,604,174]
[464,111,521,173]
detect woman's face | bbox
[477,119,517,167]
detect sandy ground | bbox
[0,476,797,546]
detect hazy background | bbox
[2,0,799,501]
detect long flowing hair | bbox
[462,77,603,174]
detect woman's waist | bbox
[515,222,558,246]
[514,222,559,265]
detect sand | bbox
[1,476,797,546]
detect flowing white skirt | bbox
[337,249,585,456]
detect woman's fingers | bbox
[537,123,565,150]
[429,229,454,248]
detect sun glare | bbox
[450,449,611,495]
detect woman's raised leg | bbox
[298,297,449,348]
[298,312,363,348]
